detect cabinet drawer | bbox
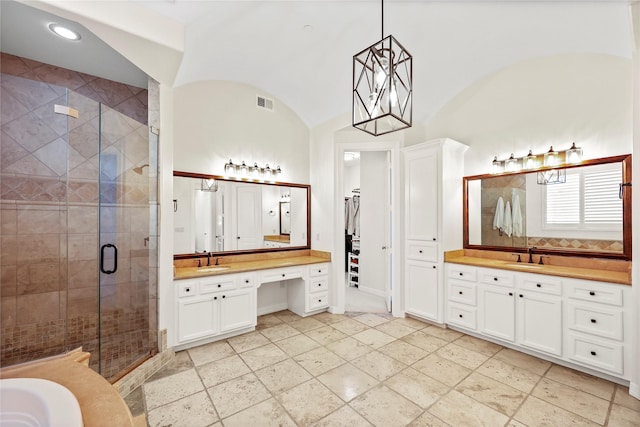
[566,280,623,307]
[567,333,623,375]
[447,303,477,330]
[200,277,236,294]
[308,278,328,294]
[478,268,514,288]
[567,303,623,341]
[448,280,477,306]
[447,264,477,282]
[177,281,198,298]
[261,268,304,283]
[407,242,438,262]
[309,264,329,277]
[518,274,562,296]
[237,273,256,288]
[309,293,328,310]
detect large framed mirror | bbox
[463,154,632,260]
[173,171,310,258]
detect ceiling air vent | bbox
[256,95,274,111]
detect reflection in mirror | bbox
[465,155,631,260]
[173,173,310,256]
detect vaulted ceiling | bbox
[1,1,634,127]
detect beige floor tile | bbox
[306,325,348,345]
[514,396,599,426]
[254,358,312,394]
[428,390,509,427]
[312,312,348,325]
[278,379,343,425]
[476,357,541,393]
[412,353,471,387]
[221,398,296,427]
[608,403,640,426]
[332,318,371,335]
[614,386,640,412]
[197,355,251,388]
[312,404,373,427]
[147,390,218,427]
[239,343,288,371]
[393,316,429,330]
[408,412,450,427]
[385,367,449,409]
[273,310,302,323]
[544,364,615,400]
[326,336,374,361]
[350,384,423,427]
[294,346,345,376]
[227,331,269,353]
[352,328,396,349]
[353,313,391,327]
[401,330,448,353]
[207,372,271,418]
[259,323,300,342]
[532,377,610,424]
[505,421,527,427]
[453,334,503,356]
[143,368,204,411]
[436,343,489,370]
[455,372,526,416]
[375,320,417,338]
[289,316,325,332]
[187,341,235,367]
[351,350,406,381]
[421,326,463,342]
[274,333,320,356]
[317,363,379,402]
[492,347,551,376]
[256,313,283,330]
[146,351,194,382]
[378,340,428,365]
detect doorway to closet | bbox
[335,141,401,316]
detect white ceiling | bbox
[1,1,634,127]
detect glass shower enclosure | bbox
[0,72,158,382]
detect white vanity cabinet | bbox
[176,273,257,345]
[403,139,468,323]
[445,263,632,381]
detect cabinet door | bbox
[405,260,439,321]
[178,296,218,343]
[405,150,438,241]
[517,292,562,356]
[220,289,255,333]
[479,286,515,342]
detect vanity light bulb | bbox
[224,159,235,175]
[252,163,260,178]
[239,161,248,176]
[505,153,519,173]
[524,150,537,169]
[491,156,503,174]
[565,142,583,164]
[544,147,559,167]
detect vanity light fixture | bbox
[524,150,537,170]
[352,0,412,136]
[224,159,235,175]
[48,23,81,41]
[491,156,503,174]
[565,142,583,164]
[543,146,559,167]
[504,153,520,173]
[224,159,281,180]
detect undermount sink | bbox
[507,263,544,269]
[197,266,230,272]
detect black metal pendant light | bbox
[352,0,413,136]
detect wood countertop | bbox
[0,351,134,427]
[175,252,330,280]
[445,249,631,286]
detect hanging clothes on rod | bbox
[345,192,360,237]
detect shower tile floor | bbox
[125,311,640,426]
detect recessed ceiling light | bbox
[48,23,81,41]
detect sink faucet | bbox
[527,247,535,264]
[215,257,220,266]
[207,252,212,266]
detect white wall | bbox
[173,80,310,184]
[423,54,633,176]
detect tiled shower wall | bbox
[0,53,158,381]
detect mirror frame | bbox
[173,170,311,259]
[463,154,632,260]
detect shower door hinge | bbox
[54,104,79,119]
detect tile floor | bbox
[125,311,640,427]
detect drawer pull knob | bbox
[318,283,321,287]
[185,287,190,292]
[318,299,322,302]
[222,295,226,299]
[458,291,463,295]
[589,291,596,296]
[536,283,541,288]
[591,319,597,323]
[494,277,498,281]
[282,274,286,277]
[458,314,463,318]
[509,292,513,296]
[519,294,524,298]
[459,273,463,276]
[433,238,436,241]
[214,296,217,300]
[217,284,221,288]
[432,265,436,269]
[419,250,423,253]
[590,351,597,356]
[245,279,249,283]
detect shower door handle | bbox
[100,243,118,274]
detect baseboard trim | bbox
[257,303,288,316]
